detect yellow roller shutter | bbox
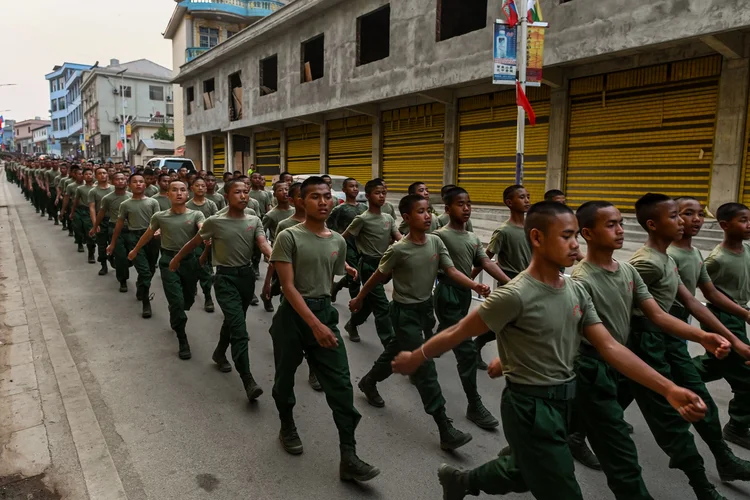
[457,87,550,205]
[212,136,225,176]
[382,103,445,192]
[286,124,320,173]
[255,130,281,183]
[327,116,373,182]
[740,97,750,206]
[565,56,721,211]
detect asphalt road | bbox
[8,182,750,500]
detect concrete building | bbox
[173,0,750,212]
[81,59,173,162]
[46,63,92,158]
[14,118,50,155]
[1,119,15,152]
[32,124,52,154]
[163,0,287,156]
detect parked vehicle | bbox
[144,157,197,172]
[292,174,367,203]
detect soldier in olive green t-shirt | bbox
[152,192,172,211]
[87,172,115,273]
[263,206,294,242]
[99,185,133,290]
[71,170,97,256]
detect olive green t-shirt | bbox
[382,202,396,218]
[571,260,652,345]
[186,198,218,219]
[149,209,205,252]
[629,245,683,316]
[436,213,473,232]
[478,271,601,385]
[217,206,256,217]
[705,244,750,306]
[487,222,531,275]
[275,217,303,244]
[398,216,440,235]
[118,197,160,231]
[379,234,454,304]
[100,191,132,222]
[65,180,82,198]
[434,226,485,277]
[206,192,226,210]
[263,207,295,240]
[328,202,366,234]
[45,169,59,185]
[151,193,172,211]
[249,189,270,217]
[144,184,159,197]
[74,184,96,207]
[58,176,72,191]
[270,224,347,298]
[199,213,264,267]
[667,245,710,317]
[88,185,115,213]
[346,210,399,258]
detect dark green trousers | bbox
[625,321,715,490]
[73,207,93,247]
[123,230,153,292]
[434,281,480,403]
[368,300,447,420]
[194,244,214,297]
[697,304,750,428]
[47,187,58,220]
[214,267,256,376]
[475,269,519,348]
[146,236,160,275]
[95,218,110,264]
[467,386,582,499]
[342,238,361,299]
[350,257,393,347]
[575,352,652,500]
[159,250,198,333]
[108,224,130,283]
[270,298,361,452]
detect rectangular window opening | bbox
[199,27,220,48]
[436,0,487,42]
[301,34,324,83]
[228,72,243,121]
[203,79,216,110]
[260,55,278,96]
[149,85,164,101]
[357,5,391,66]
[187,87,195,115]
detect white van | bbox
[144,157,197,173]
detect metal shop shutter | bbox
[382,103,445,192]
[286,124,320,173]
[327,116,373,182]
[255,130,281,183]
[740,96,750,206]
[457,86,550,205]
[565,56,722,211]
[212,136,225,176]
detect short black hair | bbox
[69,166,80,172]
[233,170,241,175]
[716,202,750,222]
[503,184,525,202]
[169,179,188,188]
[205,170,215,177]
[300,176,329,198]
[399,194,428,216]
[342,177,357,188]
[223,179,245,194]
[273,180,287,192]
[128,173,144,184]
[143,168,155,176]
[321,174,332,180]
[408,181,426,195]
[82,167,93,174]
[223,172,233,179]
[288,182,302,199]
[95,166,107,174]
[158,172,170,181]
[674,196,699,204]
[576,201,614,231]
[525,201,575,243]
[635,193,673,231]
[441,184,457,198]
[544,189,565,201]
[365,178,384,195]
[443,186,468,205]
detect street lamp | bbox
[116,68,128,163]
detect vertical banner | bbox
[526,22,548,87]
[493,21,517,85]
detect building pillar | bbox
[201,133,209,171]
[319,123,328,175]
[372,112,382,180]
[226,132,234,173]
[544,81,571,192]
[280,127,287,172]
[443,100,458,186]
[249,130,256,171]
[709,57,750,212]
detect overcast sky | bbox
[0,0,176,122]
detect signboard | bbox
[526,23,548,87]
[493,21,517,85]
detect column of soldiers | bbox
[6,157,750,499]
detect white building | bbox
[32,124,52,154]
[81,59,174,162]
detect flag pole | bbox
[515,0,528,185]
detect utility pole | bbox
[515,1,528,185]
[116,68,128,163]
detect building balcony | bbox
[178,0,284,22]
[186,47,211,62]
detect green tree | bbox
[152,124,174,141]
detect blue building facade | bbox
[1,119,14,152]
[45,62,92,158]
